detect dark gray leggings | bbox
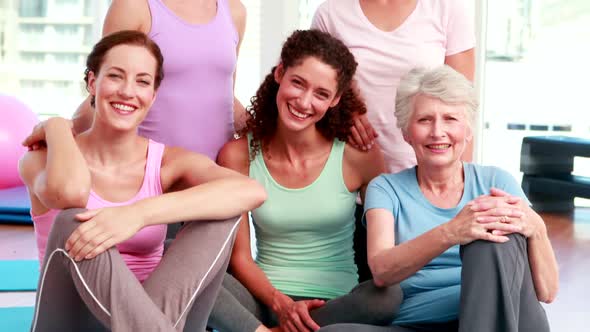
[30,208,240,332]
[208,273,403,332]
[318,234,550,332]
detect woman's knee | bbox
[47,208,87,248]
[354,280,403,324]
[462,234,526,258]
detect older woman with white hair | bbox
[319,65,558,332]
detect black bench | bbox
[520,136,590,212]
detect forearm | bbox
[371,225,452,286]
[71,97,94,134]
[40,118,90,207]
[138,177,266,226]
[230,257,281,310]
[233,96,247,131]
[527,216,559,303]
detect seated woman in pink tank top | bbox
[18,31,266,332]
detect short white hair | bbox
[395,65,478,134]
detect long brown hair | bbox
[240,29,367,158]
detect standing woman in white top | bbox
[312,0,475,172]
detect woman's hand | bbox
[473,188,544,238]
[348,113,378,151]
[65,205,145,261]
[444,199,524,245]
[22,118,74,151]
[272,290,324,332]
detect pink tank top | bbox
[31,140,167,282]
[141,0,238,160]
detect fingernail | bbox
[85,254,92,259]
[65,244,70,251]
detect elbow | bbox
[246,179,267,209]
[42,182,89,209]
[368,256,389,288]
[538,283,559,304]
[538,291,557,304]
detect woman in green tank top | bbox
[208,30,402,332]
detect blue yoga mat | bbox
[0,213,32,224]
[0,260,39,291]
[0,186,31,215]
[0,307,34,332]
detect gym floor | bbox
[1,209,588,331]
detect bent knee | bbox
[371,283,403,321]
[47,208,87,248]
[356,281,403,324]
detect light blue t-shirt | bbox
[364,163,527,325]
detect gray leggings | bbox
[30,208,240,332]
[318,234,550,332]
[208,273,403,332]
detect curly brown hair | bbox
[84,30,164,107]
[240,29,367,158]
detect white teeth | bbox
[112,103,135,112]
[428,144,450,149]
[288,105,310,119]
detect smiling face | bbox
[274,56,341,134]
[404,94,472,169]
[87,44,157,132]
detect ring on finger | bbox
[499,215,508,223]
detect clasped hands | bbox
[448,187,541,245]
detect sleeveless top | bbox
[31,140,168,282]
[248,136,359,299]
[142,0,238,160]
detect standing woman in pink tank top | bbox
[72,0,247,160]
[19,31,266,332]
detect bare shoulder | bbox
[218,137,249,174]
[344,143,385,178]
[103,0,151,35]
[227,0,246,37]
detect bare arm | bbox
[367,209,454,287]
[526,212,559,303]
[445,48,475,82]
[229,0,248,131]
[367,202,522,287]
[138,145,266,225]
[343,143,385,202]
[18,117,90,211]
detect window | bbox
[480,0,590,183]
[19,52,45,63]
[19,0,47,17]
[0,0,109,118]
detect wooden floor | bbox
[0,210,589,331]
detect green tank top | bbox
[248,136,359,299]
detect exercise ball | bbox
[0,94,39,189]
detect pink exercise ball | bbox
[0,94,39,189]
